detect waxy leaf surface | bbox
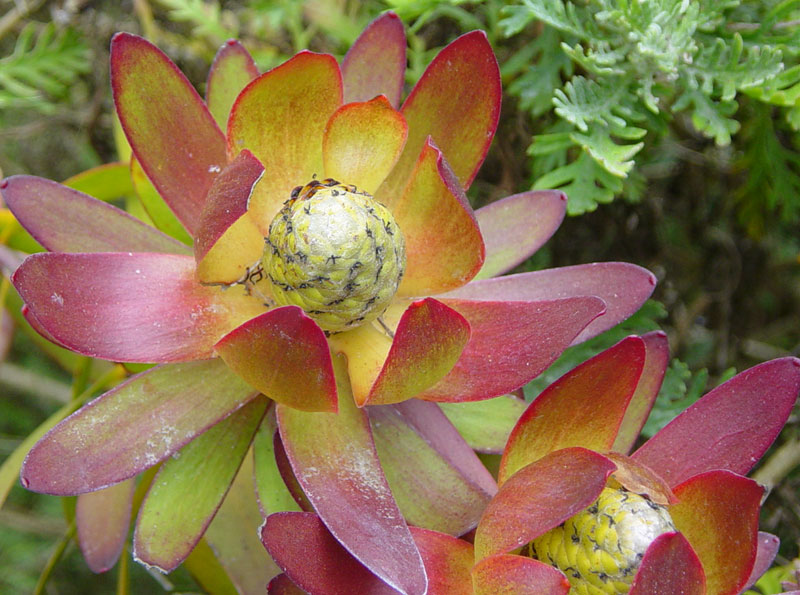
[612,331,670,454]
[76,479,135,573]
[21,359,257,495]
[216,306,337,412]
[474,190,566,280]
[194,149,265,284]
[499,336,646,484]
[386,140,484,297]
[323,96,407,195]
[472,554,570,595]
[134,397,267,571]
[206,40,259,130]
[371,400,496,536]
[13,252,265,362]
[670,471,763,595]
[629,532,705,595]
[341,12,406,107]
[634,357,800,487]
[262,512,399,594]
[2,175,188,254]
[198,441,282,593]
[228,51,342,232]
[474,447,616,561]
[111,33,226,234]
[277,356,427,595]
[443,263,656,343]
[381,31,500,196]
[366,298,470,406]
[421,297,606,402]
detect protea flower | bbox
[3,14,656,590]
[261,334,800,594]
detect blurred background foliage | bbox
[0,0,798,592]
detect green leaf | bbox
[674,88,740,145]
[533,150,624,214]
[156,0,233,41]
[571,128,644,177]
[500,0,591,39]
[640,360,708,439]
[0,24,89,113]
[687,33,784,101]
[553,76,632,132]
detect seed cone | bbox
[263,179,406,333]
[531,487,676,594]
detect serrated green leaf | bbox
[571,128,644,177]
[534,150,624,214]
[0,24,89,113]
[553,76,631,132]
[500,0,592,38]
[675,89,740,145]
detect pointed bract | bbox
[633,357,800,487]
[342,12,406,107]
[111,33,227,234]
[420,297,606,402]
[194,149,265,284]
[365,298,470,406]
[2,175,189,254]
[474,447,616,561]
[499,336,647,484]
[629,532,705,595]
[277,356,427,594]
[384,139,485,297]
[12,252,265,362]
[228,51,342,233]
[612,331,670,454]
[669,470,763,595]
[206,40,259,130]
[381,31,500,197]
[20,360,258,495]
[411,528,474,595]
[216,306,338,412]
[323,96,408,195]
[474,190,566,280]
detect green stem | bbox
[752,437,800,491]
[32,522,76,595]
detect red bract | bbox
[260,336,800,594]
[4,14,656,590]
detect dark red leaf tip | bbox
[226,39,237,46]
[0,179,8,189]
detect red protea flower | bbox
[261,335,800,594]
[3,14,656,590]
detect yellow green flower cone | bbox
[263,178,406,333]
[531,487,676,594]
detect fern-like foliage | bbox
[0,24,89,114]
[501,0,791,214]
[156,0,233,41]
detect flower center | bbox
[529,487,676,594]
[262,178,406,333]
